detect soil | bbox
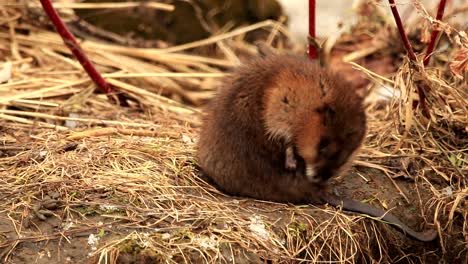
[1,1,465,262]
[1,159,465,263]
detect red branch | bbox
[388,0,417,61]
[388,0,430,117]
[308,0,317,60]
[39,0,127,106]
[423,0,447,66]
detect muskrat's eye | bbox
[318,138,330,154]
[326,107,336,119]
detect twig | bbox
[388,0,429,117]
[0,109,156,128]
[0,113,68,131]
[354,160,410,203]
[423,0,447,66]
[308,0,317,60]
[66,127,180,141]
[158,20,286,53]
[388,0,417,61]
[38,0,128,106]
[24,2,175,11]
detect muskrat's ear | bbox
[355,86,369,100]
[319,75,328,98]
[314,105,335,126]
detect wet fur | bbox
[196,54,437,242]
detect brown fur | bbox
[196,54,437,242]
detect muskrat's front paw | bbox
[285,146,297,171]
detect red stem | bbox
[308,0,317,60]
[423,0,447,66]
[388,0,417,61]
[39,0,127,106]
[388,0,430,117]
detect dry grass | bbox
[0,1,467,263]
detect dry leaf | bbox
[0,62,12,83]
[420,21,431,43]
[449,48,468,79]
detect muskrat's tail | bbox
[323,194,438,242]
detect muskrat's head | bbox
[263,60,367,183]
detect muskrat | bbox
[196,54,437,242]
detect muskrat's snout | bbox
[304,161,335,183]
[305,164,319,182]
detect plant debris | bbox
[0,1,466,263]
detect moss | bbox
[117,239,167,263]
[288,220,308,237]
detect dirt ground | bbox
[0,115,465,263]
[0,1,467,263]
